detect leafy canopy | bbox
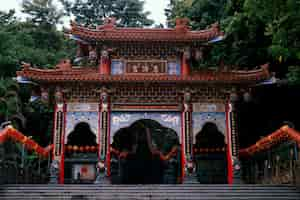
[60,0,154,27]
[22,0,65,27]
[166,0,300,84]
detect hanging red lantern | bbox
[36,146,44,156]
[0,133,7,143]
[25,139,36,149]
[90,146,96,152]
[73,145,79,152]
[79,146,85,152]
[67,145,73,152]
[85,146,91,152]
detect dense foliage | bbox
[60,0,154,27]
[0,10,75,77]
[22,0,65,27]
[166,0,300,83]
[0,78,23,128]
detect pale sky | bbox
[0,0,169,26]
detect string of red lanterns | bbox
[65,145,98,153]
[193,147,226,154]
[0,126,53,158]
[110,146,178,161]
[239,125,300,157]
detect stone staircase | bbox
[0,184,299,200]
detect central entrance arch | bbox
[110,119,181,184]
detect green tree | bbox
[166,0,227,29]
[0,78,24,129]
[0,9,76,77]
[0,9,17,26]
[60,0,154,27]
[22,0,65,27]
[166,0,300,82]
[287,66,300,85]
[0,10,21,77]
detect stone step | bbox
[1,184,299,200]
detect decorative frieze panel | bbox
[191,87,229,103]
[111,85,183,104]
[111,59,181,75]
[110,43,180,58]
[193,103,225,113]
[111,104,181,111]
[67,103,99,112]
[63,85,101,102]
[60,83,230,104]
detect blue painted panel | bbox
[192,112,226,144]
[167,61,181,75]
[110,112,182,142]
[111,60,124,75]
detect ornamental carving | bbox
[55,87,64,103]
[41,87,49,103]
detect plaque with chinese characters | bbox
[125,60,167,74]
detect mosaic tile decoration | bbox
[110,112,182,142]
[65,111,99,144]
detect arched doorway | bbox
[110,119,181,184]
[194,122,227,183]
[67,122,97,146]
[65,122,98,183]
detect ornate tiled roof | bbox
[68,18,223,42]
[17,65,270,84]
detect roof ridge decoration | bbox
[68,18,223,42]
[175,18,190,32]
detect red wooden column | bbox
[229,90,242,183]
[181,91,192,183]
[98,89,110,177]
[181,51,190,76]
[226,102,233,184]
[59,103,67,184]
[50,87,66,184]
[180,110,186,183]
[99,49,111,75]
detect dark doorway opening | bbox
[194,122,227,184]
[111,119,180,184]
[64,122,98,184]
[67,122,97,146]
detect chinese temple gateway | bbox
[17,18,270,184]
